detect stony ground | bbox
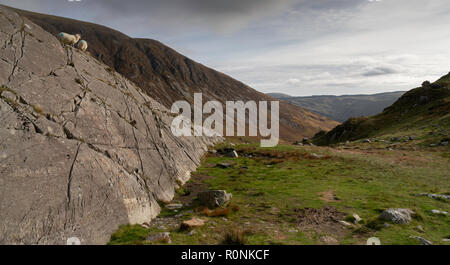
[109,141,450,245]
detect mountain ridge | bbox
[9,5,339,142]
[268,91,406,122]
[313,75,450,146]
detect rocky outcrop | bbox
[0,7,220,244]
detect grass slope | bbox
[109,143,450,245]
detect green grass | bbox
[109,143,450,245]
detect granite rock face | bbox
[0,7,221,244]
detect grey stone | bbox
[379,208,415,224]
[415,193,450,201]
[440,141,449,146]
[0,6,221,245]
[197,190,232,208]
[165,203,183,210]
[339,220,353,227]
[410,236,432,245]
[430,209,449,215]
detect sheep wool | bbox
[58,32,81,46]
[77,40,88,51]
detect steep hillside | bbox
[269,91,405,122]
[10,6,338,142]
[313,75,450,146]
[0,6,220,244]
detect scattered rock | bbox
[198,190,232,208]
[147,232,171,244]
[362,139,371,143]
[440,141,449,146]
[180,218,206,231]
[320,236,338,245]
[416,225,425,233]
[338,220,353,227]
[415,193,450,201]
[208,149,217,154]
[217,163,231,169]
[430,209,449,215]
[409,236,432,245]
[165,203,183,210]
[188,230,197,236]
[310,153,323,159]
[288,229,299,233]
[383,222,392,228]
[442,238,450,242]
[379,208,415,224]
[352,213,362,224]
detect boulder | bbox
[198,190,232,208]
[379,208,415,224]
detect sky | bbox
[2,0,450,96]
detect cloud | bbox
[362,67,398,77]
[1,0,450,96]
[287,78,301,85]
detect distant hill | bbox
[9,6,338,142]
[313,74,450,146]
[269,91,405,122]
[267,92,292,98]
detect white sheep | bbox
[58,32,81,46]
[76,40,88,51]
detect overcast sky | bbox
[2,0,450,96]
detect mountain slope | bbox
[0,6,220,244]
[9,6,338,142]
[269,91,405,122]
[313,75,450,146]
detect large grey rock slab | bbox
[0,6,221,244]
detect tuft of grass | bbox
[175,187,190,196]
[222,227,249,245]
[108,224,149,245]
